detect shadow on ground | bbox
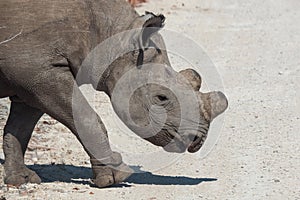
[0,159,217,187]
[127,166,217,185]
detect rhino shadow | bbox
[127,166,217,185]
[25,164,216,186]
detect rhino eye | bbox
[153,94,173,109]
[156,95,168,101]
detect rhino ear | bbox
[135,12,165,68]
[178,69,202,91]
[139,12,165,50]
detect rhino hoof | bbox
[92,162,133,188]
[4,167,41,186]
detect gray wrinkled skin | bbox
[0,0,228,188]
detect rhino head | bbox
[99,13,228,153]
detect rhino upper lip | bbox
[187,134,207,153]
[164,128,207,153]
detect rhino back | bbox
[0,0,138,73]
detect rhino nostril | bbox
[186,134,200,145]
[192,136,200,144]
[192,135,199,142]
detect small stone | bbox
[274,179,280,183]
[55,188,66,193]
[32,156,38,163]
[19,190,28,196]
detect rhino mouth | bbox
[162,130,208,153]
[187,133,207,153]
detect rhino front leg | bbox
[17,69,132,187]
[3,98,43,186]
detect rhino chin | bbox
[162,140,187,153]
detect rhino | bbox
[0,0,228,188]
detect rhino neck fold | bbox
[101,57,137,98]
[86,25,145,95]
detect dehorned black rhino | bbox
[0,0,228,188]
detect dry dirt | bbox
[0,0,299,199]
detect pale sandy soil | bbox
[0,0,299,199]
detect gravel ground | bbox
[0,0,299,199]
